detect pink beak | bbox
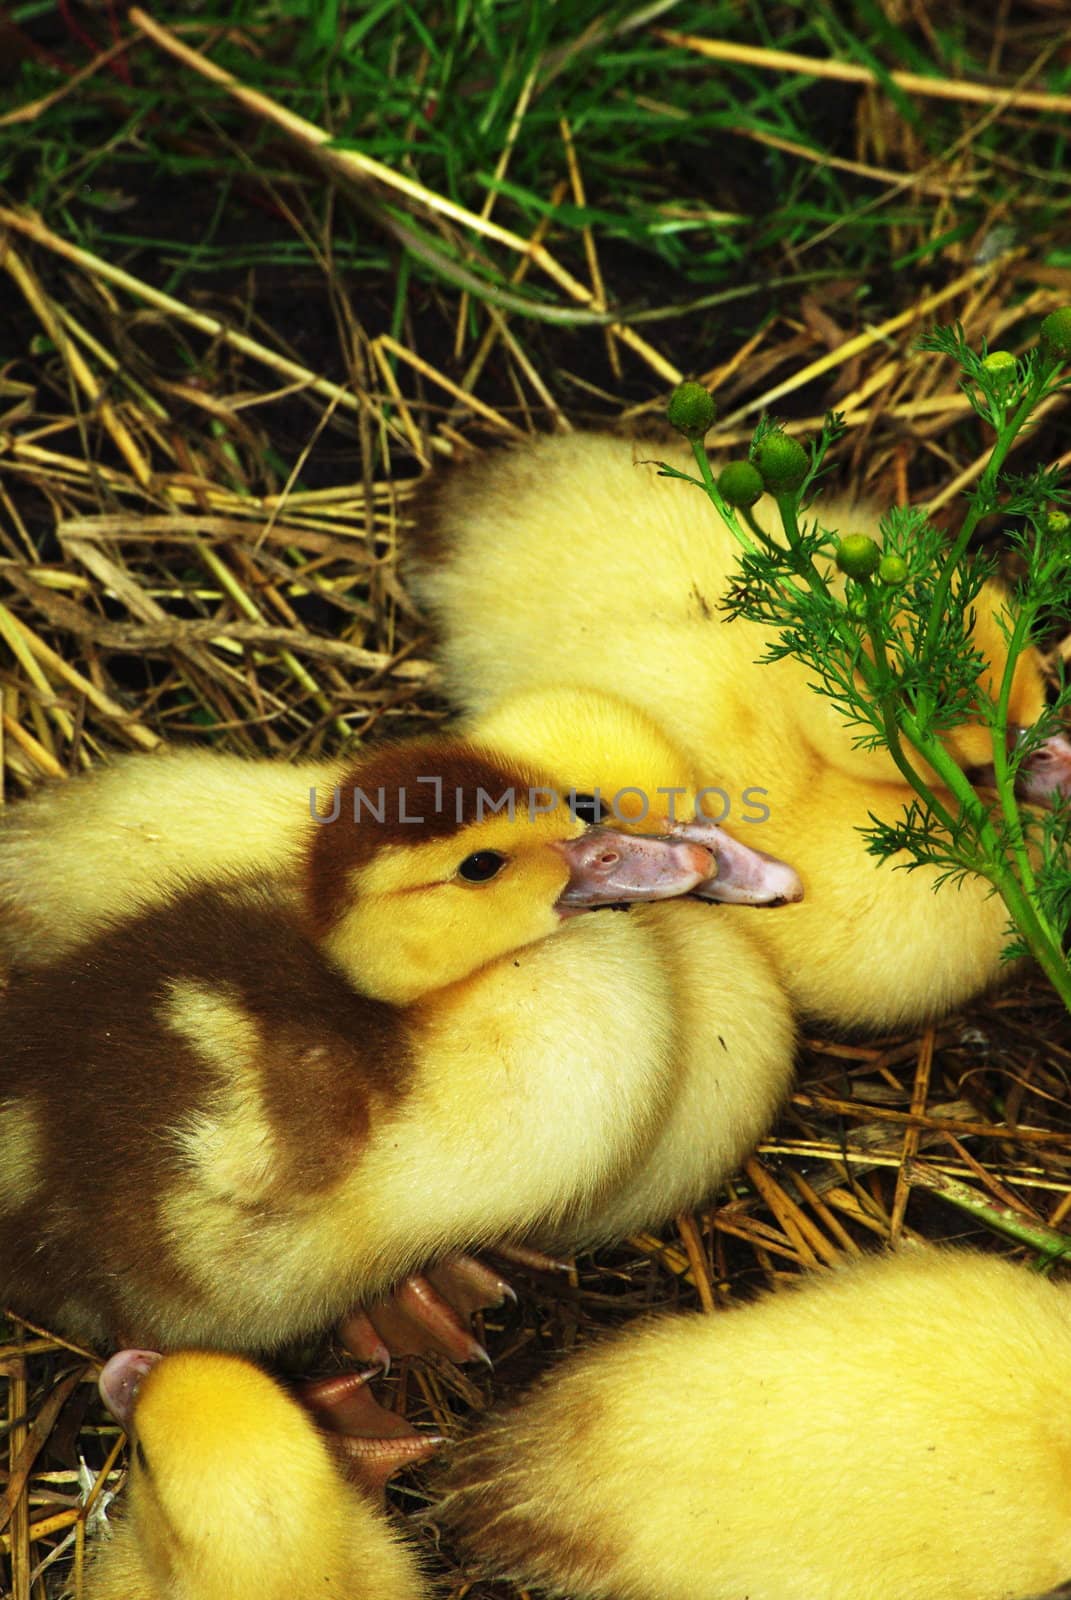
[1016,731,1071,805]
[554,828,714,906]
[98,1348,162,1429]
[669,818,804,906]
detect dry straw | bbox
[2,9,1071,1598]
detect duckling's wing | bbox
[0,749,339,969]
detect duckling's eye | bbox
[458,850,508,883]
[572,793,607,825]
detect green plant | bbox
[662,320,1071,1010]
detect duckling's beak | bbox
[98,1348,162,1428]
[553,827,714,907]
[1015,731,1071,805]
[670,819,804,906]
[966,727,1071,807]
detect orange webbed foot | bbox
[298,1368,443,1499]
[339,1253,517,1369]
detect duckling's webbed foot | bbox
[339,1254,514,1369]
[299,1369,443,1498]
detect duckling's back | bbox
[407,432,856,781]
[407,432,1049,792]
[435,1248,1071,1600]
[0,878,407,1350]
[0,748,341,969]
[88,1457,425,1600]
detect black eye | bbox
[458,851,508,882]
[572,793,607,825]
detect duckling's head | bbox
[466,685,697,823]
[305,736,715,1004]
[98,1350,355,1596]
[949,580,1071,803]
[465,686,803,908]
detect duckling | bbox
[406,433,1068,1028]
[0,692,797,1361]
[85,1348,428,1600]
[0,687,799,975]
[434,1248,1071,1600]
[407,431,1070,799]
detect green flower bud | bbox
[836,534,881,580]
[716,461,764,508]
[751,431,808,495]
[981,350,1017,389]
[847,596,869,620]
[1039,309,1071,361]
[1042,507,1070,538]
[667,382,717,441]
[878,553,908,585]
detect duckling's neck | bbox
[317,902,563,1007]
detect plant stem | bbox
[857,590,961,834]
[896,709,1071,1006]
[922,359,1061,663]
[681,406,1071,1010]
[908,1161,1071,1261]
[685,442,810,601]
[988,600,1049,915]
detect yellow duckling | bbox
[85,1348,428,1600]
[406,433,1068,1029]
[0,691,797,1364]
[434,1248,1071,1600]
[407,431,1069,798]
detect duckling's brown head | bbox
[304,737,714,1004]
